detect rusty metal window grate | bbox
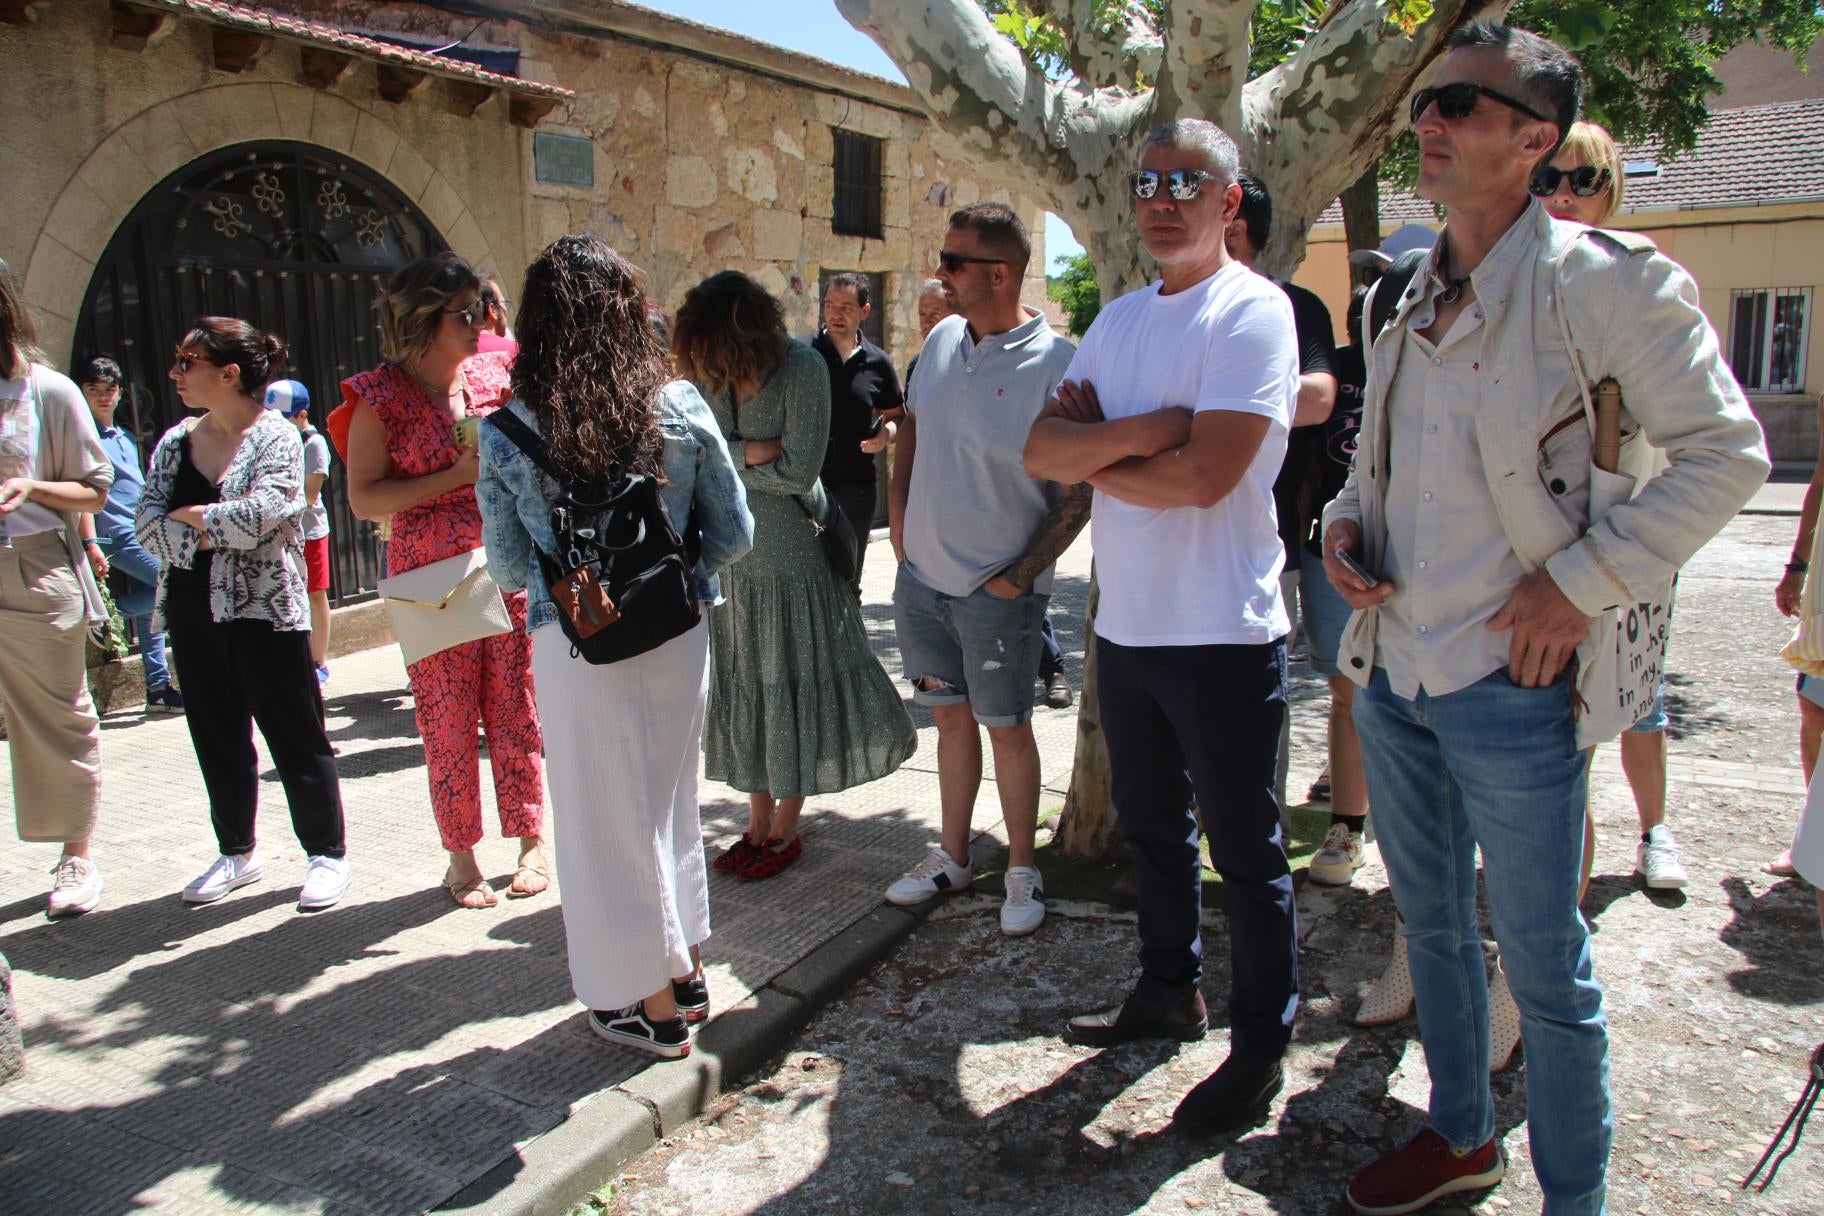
[1730,287,1811,394]
[832,129,884,238]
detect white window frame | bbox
[1729,287,1811,394]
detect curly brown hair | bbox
[510,234,666,482]
[670,271,787,401]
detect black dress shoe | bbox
[1065,988,1207,1047]
[1172,1053,1284,1134]
[1044,671,1074,709]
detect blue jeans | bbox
[894,565,1047,727]
[102,533,169,691]
[1355,666,1611,1216]
[1096,634,1298,1059]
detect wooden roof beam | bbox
[107,0,171,50]
[445,79,496,117]
[0,0,52,24]
[298,45,352,90]
[509,94,562,129]
[376,63,428,104]
[210,26,270,73]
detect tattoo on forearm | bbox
[1004,482,1093,589]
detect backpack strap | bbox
[485,406,571,487]
[1368,247,1430,340]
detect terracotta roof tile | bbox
[1617,98,1824,212]
[1314,97,1824,229]
[121,0,572,99]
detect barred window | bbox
[832,129,884,238]
[1730,287,1811,394]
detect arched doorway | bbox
[75,140,447,604]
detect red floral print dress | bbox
[342,351,544,851]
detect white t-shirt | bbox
[1065,261,1298,646]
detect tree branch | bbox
[1028,0,1163,92]
[1242,0,1513,275]
[834,0,1154,218]
[1152,0,1253,132]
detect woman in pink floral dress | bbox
[343,253,546,907]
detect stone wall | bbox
[517,29,1045,368]
[0,2,1047,376]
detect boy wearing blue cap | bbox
[266,379,332,684]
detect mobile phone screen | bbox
[1334,549,1380,588]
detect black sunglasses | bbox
[1125,168,1217,201]
[1410,81,1554,127]
[1529,164,1612,198]
[444,300,488,327]
[937,251,1007,274]
[171,351,214,374]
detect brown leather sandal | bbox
[443,871,498,909]
[507,863,551,898]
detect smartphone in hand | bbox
[1333,548,1380,589]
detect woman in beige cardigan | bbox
[0,259,112,916]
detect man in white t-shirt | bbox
[1024,118,1300,1135]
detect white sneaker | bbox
[1308,822,1367,886]
[183,852,263,904]
[298,855,351,910]
[1635,825,1689,890]
[884,846,973,906]
[47,855,103,917]
[1000,865,1046,936]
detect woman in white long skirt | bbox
[476,235,753,1057]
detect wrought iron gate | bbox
[74,141,447,605]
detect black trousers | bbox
[1038,614,1064,681]
[165,577,346,859]
[829,480,875,598]
[1095,633,1298,1060]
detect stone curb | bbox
[435,901,936,1215]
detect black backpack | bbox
[486,407,701,665]
[1368,247,1430,341]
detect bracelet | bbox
[83,538,101,550]
[1788,560,1809,574]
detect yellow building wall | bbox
[1294,207,1824,403]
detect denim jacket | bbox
[1322,200,1770,683]
[476,380,755,632]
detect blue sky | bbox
[635,0,1087,267]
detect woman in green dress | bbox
[672,272,916,880]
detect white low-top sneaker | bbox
[884,846,973,906]
[1000,865,1046,936]
[298,855,351,910]
[182,852,262,904]
[47,855,104,917]
[1636,825,1689,890]
[1308,822,1367,886]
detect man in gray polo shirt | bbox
[885,202,1084,936]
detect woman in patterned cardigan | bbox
[138,318,350,911]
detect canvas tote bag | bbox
[1557,252,1676,748]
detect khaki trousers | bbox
[0,531,101,843]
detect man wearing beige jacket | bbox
[1321,22,1769,1216]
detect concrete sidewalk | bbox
[0,536,1095,1215]
[6,513,1823,1214]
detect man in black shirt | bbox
[1226,170,1338,816]
[809,273,904,595]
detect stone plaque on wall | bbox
[534,132,594,187]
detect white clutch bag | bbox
[378,548,512,667]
